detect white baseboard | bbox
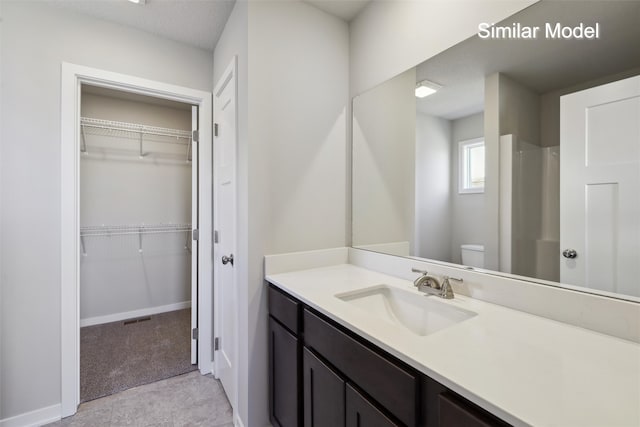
[80,301,191,327]
[0,404,60,427]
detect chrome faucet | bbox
[411,269,462,299]
[412,268,441,290]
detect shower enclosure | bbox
[500,134,560,281]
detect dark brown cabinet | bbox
[304,309,417,426]
[269,318,300,427]
[438,393,510,427]
[346,384,399,427]
[303,348,345,426]
[268,284,511,427]
[268,286,302,427]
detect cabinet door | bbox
[439,393,510,427]
[269,318,300,427]
[303,348,345,427]
[346,384,399,427]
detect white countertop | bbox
[266,264,640,427]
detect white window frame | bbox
[458,137,485,194]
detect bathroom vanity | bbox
[268,284,508,427]
[264,2,640,426]
[265,250,640,427]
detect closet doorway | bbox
[61,64,213,417]
[78,85,197,402]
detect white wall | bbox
[415,113,451,261]
[449,112,485,264]
[248,3,349,425]
[349,0,537,96]
[213,2,350,425]
[80,94,191,322]
[0,1,212,420]
[352,69,416,249]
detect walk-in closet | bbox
[79,85,197,402]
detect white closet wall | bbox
[80,92,192,325]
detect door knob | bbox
[222,254,234,265]
[562,249,577,259]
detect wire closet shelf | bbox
[80,224,193,256]
[80,223,192,237]
[80,117,193,160]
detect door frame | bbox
[60,63,213,417]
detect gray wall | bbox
[80,94,192,322]
[248,3,349,425]
[352,69,416,248]
[450,112,485,264]
[497,75,541,276]
[215,2,350,425]
[499,74,540,146]
[415,113,451,261]
[0,1,212,419]
[484,72,541,271]
[349,0,537,96]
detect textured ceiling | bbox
[416,0,640,120]
[48,0,236,52]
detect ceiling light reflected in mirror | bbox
[415,80,442,98]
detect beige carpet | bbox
[81,308,197,402]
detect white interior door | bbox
[191,106,199,365]
[560,75,640,296]
[213,57,237,409]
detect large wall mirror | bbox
[352,0,640,301]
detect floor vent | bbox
[123,316,152,325]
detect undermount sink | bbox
[336,285,477,336]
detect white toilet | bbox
[461,244,485,268]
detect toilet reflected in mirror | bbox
[461,244,484,269]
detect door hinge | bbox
[192,130,199,142]
[214,123,219,137]
[192,229,199,241]
[192,327,198,340]
[214,230,219,244]
[214,337,220,351]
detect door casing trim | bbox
[60,62,213,417]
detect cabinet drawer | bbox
[304,309,418,426]
[269,285,300,334]
[439,393,510,427]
